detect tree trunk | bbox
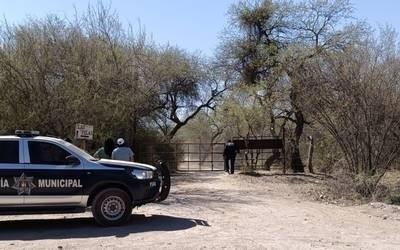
[264,151,280,171]
[291,110,305,172]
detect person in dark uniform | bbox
[223,140,238,174]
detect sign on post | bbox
[75,124,93,140]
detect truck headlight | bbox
[131,169,153,180]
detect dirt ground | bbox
[1,171,400,250]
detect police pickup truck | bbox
[0,131,170,226]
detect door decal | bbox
[12,173,36,195]
[1,173,83,195]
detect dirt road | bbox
[0,172,399,249]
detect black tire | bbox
[155,162,171,202]
[91,188,132,226]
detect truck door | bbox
[23,140,85,206]
[0,139,24,206]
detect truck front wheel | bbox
[155,161,171,202]
[92,188,132,226]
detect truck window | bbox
[28,141,71,165]
[0,141,19,164]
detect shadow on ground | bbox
[0,214,209,241]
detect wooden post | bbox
[282,127,286,174]
[81,139,87,151]
[307,135,314,174]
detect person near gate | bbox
[112,138,135,162]
[223,140,239,174]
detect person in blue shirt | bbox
[112,138,135,162]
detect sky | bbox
[0,0,399,56]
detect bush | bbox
[354,174,378,198]
[372,184,391,202]
[326,169,361,202]
[390,195,400,205]
[325,169,390,203]
[389,182,400,205]
[311,133,343,174]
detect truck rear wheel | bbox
[92,188,132,226]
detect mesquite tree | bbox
[219,0,356,172]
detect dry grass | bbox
[237,169,400,206]
[379,170,400,204]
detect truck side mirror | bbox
[65,155,80,166]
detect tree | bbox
[0,2,220,151]
[297,27,400,196]
[218,84,273,169]
[175,110,225,144]
[148,48,230,141]
[219,0,357,172]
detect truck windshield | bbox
[60,141,98,161]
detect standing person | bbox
[112,138,135,162]
[93,138,115,159]
[223,140,238,174]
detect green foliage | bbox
[218,84,270,139]
[223,0,281,86]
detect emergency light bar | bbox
[15,130,40,137]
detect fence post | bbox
[175,143,178,170]
[199,143,201,171]
[211,143,214,171]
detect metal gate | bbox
[139,139,285,171]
